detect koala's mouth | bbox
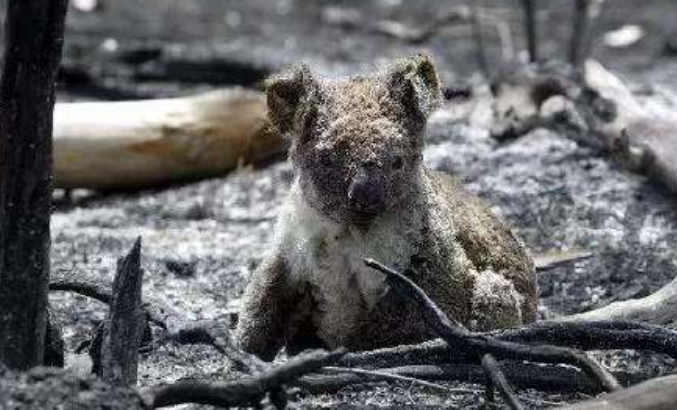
[346,206,383,225]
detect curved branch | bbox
[148,349,346,408]
[364,259,621,392]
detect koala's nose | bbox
[348,169,385,214]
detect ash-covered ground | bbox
[9,0,677,408]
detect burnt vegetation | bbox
[2,0,677,409]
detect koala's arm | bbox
[235,252,299,361]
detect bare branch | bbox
[364,259,621,392]
[519,0,538,62]
[148,349,346,409]
[297,363,644,396]
[482,354,524,410]
[322,366,470,393]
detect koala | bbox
[236,55,537,360]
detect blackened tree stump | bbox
[0,0,68,369]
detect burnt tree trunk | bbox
[0,0,68,369]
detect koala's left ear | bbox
[387,54,442,120]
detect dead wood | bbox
[321,366,462,393]
[469,0,489,76]
[297,363,644,396]
[49,270,263,374]
[99,238,145,386]
[520,0,538,62]
[561,275,677,325]
[482,354,525,410]
[50,272,113,304]
[0,0,68,370]
[147,348,346,409]
[533,249,593,271]
[364,259,622,392]
[44,312,65,368]
[558,374,677,410]
[339,320,677,371]
[570,0,591,66]
[53,88,284,190]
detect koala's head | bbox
[267,55,441,225]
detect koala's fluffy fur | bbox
[236,55,537,360]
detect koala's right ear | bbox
[265,64,318,135]
[387,54,442,122]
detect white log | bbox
[53,88,284,189]
[558,63,677,325]
[558,374,677,410]
[561,275,677,325]
[583,61,677,194]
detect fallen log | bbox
[558,374,677,410]
[53,88,284,189]
[583,60,677,196]
[561,275,677,325]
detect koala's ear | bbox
[265,64,318,135]
[387,54,442,120]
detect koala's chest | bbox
[282,219,418,346]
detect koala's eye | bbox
[319,152,334,167]
[392,156,404,170]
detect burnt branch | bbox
[469,0,489,77]
[296,363,644,396]
[99,238,146,386]
[519,0,538,62]
[570,0,591,66]
[0,0,69,370]
[482,354,524,410]
[50,273,112,304]
[49,271,258,372]
[321,366,464,393]
[364,259,621,392]
[148,348,346,409]
[337,320,677,372]
[166,320,267,374]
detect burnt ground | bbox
[3,0,677,408]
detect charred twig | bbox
[469,0,489,77]
[49,270,257,370]
[369,8,470,44]
[148,348,346,409]
[321,366,468,393]
[297,363,644,396]
[364,259,621,392]
[493,321,677,359]
[519,0,538,62]
[533,249,593,271]
[166,320,267,374]
[338,320,677,369]
[50,273,112,304]
[570,0,591,67]
[482,354,524,410]
[44,312,65,368]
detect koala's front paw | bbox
[235,318,280,362]
[470,270,523,331]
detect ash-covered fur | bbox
[236,55,537,360]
